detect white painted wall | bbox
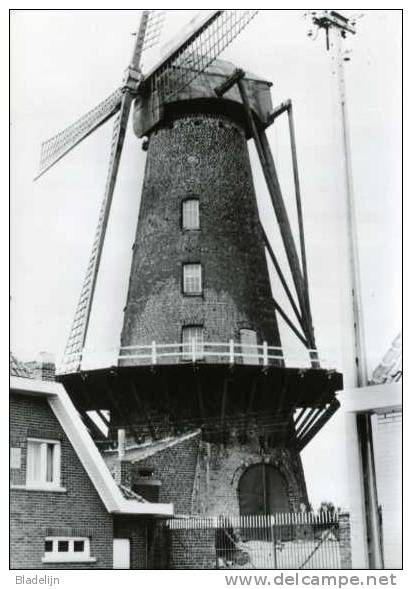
[372,412,402,569]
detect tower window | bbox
[183,263,202,295]
[182,326,204,360]
[182,199,200,230]
[240,329,259,365]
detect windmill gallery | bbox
[11,10,354,570]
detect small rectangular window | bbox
[74,540,85,552]
[26,439,61,488]
[182,326,204,360]
[182,199,200,230]
[42,537,94,563]
[183,263,202,295]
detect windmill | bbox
[36,10,342,517]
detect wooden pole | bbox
[237,78,314,349]
[260,222,305,331]
[287,103,311,321]
[331,27,368,387]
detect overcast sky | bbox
[10,10,401,507]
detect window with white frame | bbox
[182,199,200,230]
[183,263,202,295]
[42,537,96,563]
[182,326,204,360]
[26,438,61,489]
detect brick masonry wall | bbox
[113,517,148,569]
[10,394,113,569]
[192,440,308,517]
[338,512,352,569]
[167,527,216,570]
[120,112,281,357]
[106,432,201,514]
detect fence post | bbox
[270,515,278,569]
[338,512,352,569]
[229,339,235,365]
[151,340,157,365]
[263,341,268,366]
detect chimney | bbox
[117,428,126,460]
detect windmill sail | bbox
[55,10,259,374]
[144,10,258,107]
[36,88,123,179]
[59,93,133,374]
[35,11,166,180]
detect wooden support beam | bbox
[215,69,317,354]
[294,379,333,439]
[102,378,141,445]
[260,222,304,331]
[96,409,110,428]
[294,407,307,428]
[297,407,323,440]
[128,379,158,441]
[237,77,314,349]
[265,99,291,125]
[296,399,340,452]
[287,103,309,307]
[258,129,314,348]
[265,96,313,332]
[295,407,319,438]
[271,298,309,348]
[214,67,245,97]
[79,409,107,440]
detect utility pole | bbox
[307,11,383,569]
[309,10,368,389]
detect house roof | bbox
[102,429,201,462]
[10,376,173,517]
[370,333,402,385]
[118,484,147,502]
[10,352,34,378]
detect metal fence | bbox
[166,513,344,569]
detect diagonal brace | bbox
[236,75,315,350]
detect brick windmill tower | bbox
[36,11,342,517]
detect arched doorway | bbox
[238,463,289,515]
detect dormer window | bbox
[182,199,200,230]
